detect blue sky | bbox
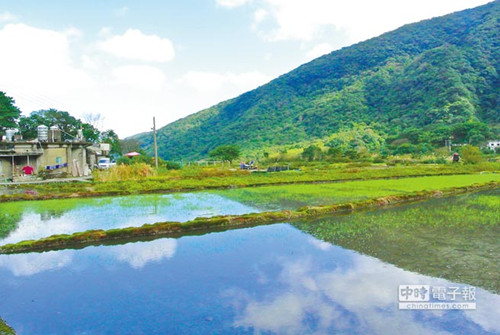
[0,0,491,137]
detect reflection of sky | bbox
[0,192,259,244]
[0,224,498,334]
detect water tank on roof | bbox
[49,125,62,142]
[37,125,48,141]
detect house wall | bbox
[0,159,11,180]
[0,142,90,180]
[38,146,69,170]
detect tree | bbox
[209,145,240,163]
[301,145,323,161]
[459,145,483,164]
[101,130,121,156]
[0,91,21,135]
[120,138,141,154]
[18,109,101,142]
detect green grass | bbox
[213,173,500,209]
[1,162,499,202]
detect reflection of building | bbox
[0,141,90,181]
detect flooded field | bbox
[1,174,498,245]
[0,193,259,245]
[0,188,498,334]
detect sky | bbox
[0,0,492,137]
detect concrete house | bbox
[0,126,91,182]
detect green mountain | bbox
[137,1,499,160]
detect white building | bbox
[486,140,500,151]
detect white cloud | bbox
[111,65,167,90]
[229,254,500,335]
[0,23,91,98]
[181,70,271,95]
[0,251,74,276]
[237,0,492,44]
[305,43,333,60]
[216,0,252,8]
[105,238,178,269]
[253,8,268,23]
[98,29,175,62]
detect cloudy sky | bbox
[0,0,491,137]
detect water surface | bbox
[1,174,498,245]
[0,222,499,335]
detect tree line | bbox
[0,91,120,155]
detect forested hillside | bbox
[136,1,499,160]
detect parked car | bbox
[97,157,116,169]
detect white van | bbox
[97,157,116,169]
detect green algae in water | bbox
[293,189,500,294]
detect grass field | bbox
[1,162,499,202]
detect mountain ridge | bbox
[135,1,499,160]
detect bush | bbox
[459,145,483,164]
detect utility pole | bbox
[153,117,158,169]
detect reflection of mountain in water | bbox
[293,189,500,294]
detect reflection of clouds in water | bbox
[466,296,500,333]
[0,238,178,276]
[0,213,83,245]
[228,249,500,335]
[0,250,74,276]
[103,238,177,269]
[308,237,333,251]
[1,193,259,244]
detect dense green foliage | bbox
[0,91,21,136]
[135,2,499,160]
[208,145,240,163]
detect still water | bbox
[0,193,260,245]
[0,222,499,334]
[0,184,498,334]
[2,174,499,245]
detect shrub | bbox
[460,145,483,164]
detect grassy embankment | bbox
[1,179,497,254]
[1,162,499,202]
